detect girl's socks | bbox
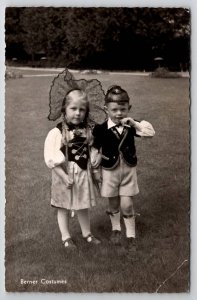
[77,209,91,238]
[57,209,71,241]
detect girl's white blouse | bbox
[44,127,65,169]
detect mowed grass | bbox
[5,71,190,292]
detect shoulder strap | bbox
[59,121,69,171]
[85,125,94,146]
[56,122,63,132]
[60,121,69,146]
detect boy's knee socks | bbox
[123,215,136,238]
[106,210,121,231]
[106,211,136,237]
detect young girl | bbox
[44,89,101,249]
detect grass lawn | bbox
[5,70,190,292]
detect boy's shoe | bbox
[110,230,122,245]
[126,237,137,253]
[62,238,77,250]
[84,234,101,245]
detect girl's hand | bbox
[53,166,73,189]
[93,170,102,183]
[64,175,73,189]
[121,117,136,127]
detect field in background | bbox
[5,70,190,292]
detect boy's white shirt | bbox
[107,118,155,137]
[107,118,124,134]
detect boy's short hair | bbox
[105,85,130,104]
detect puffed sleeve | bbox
[44,127,66,169]
[135,120,155,137]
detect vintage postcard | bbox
[4,6,190,293]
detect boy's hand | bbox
[121,117,136,127]
[91,152,102,168]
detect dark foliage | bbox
[5,7,190,70]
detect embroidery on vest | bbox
[111,127,121,140]
[111,126,127,140]
[61,122,91,170]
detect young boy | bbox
[92,85,155,249]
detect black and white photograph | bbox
[4,6,190,293]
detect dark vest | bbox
[93,121,138,169]
[56,123,89,170]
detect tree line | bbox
[5,7,190,71]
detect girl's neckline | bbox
[64,121,86,131]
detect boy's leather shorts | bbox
[101,158,139,197]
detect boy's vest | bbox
[93,121,138,170]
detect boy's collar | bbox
[107,118,123,129]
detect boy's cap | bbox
[105,85,130,104]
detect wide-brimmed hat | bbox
[48,68,106,124]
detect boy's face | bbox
[105,102,131,124]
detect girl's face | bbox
[65,97,87,125]
[105,102,131,124]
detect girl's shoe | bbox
[84,234,101,245]
[62,238,77,249]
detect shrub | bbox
[5,70,23,80]
[151,67,182,78]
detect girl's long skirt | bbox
[51,162,98,210]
